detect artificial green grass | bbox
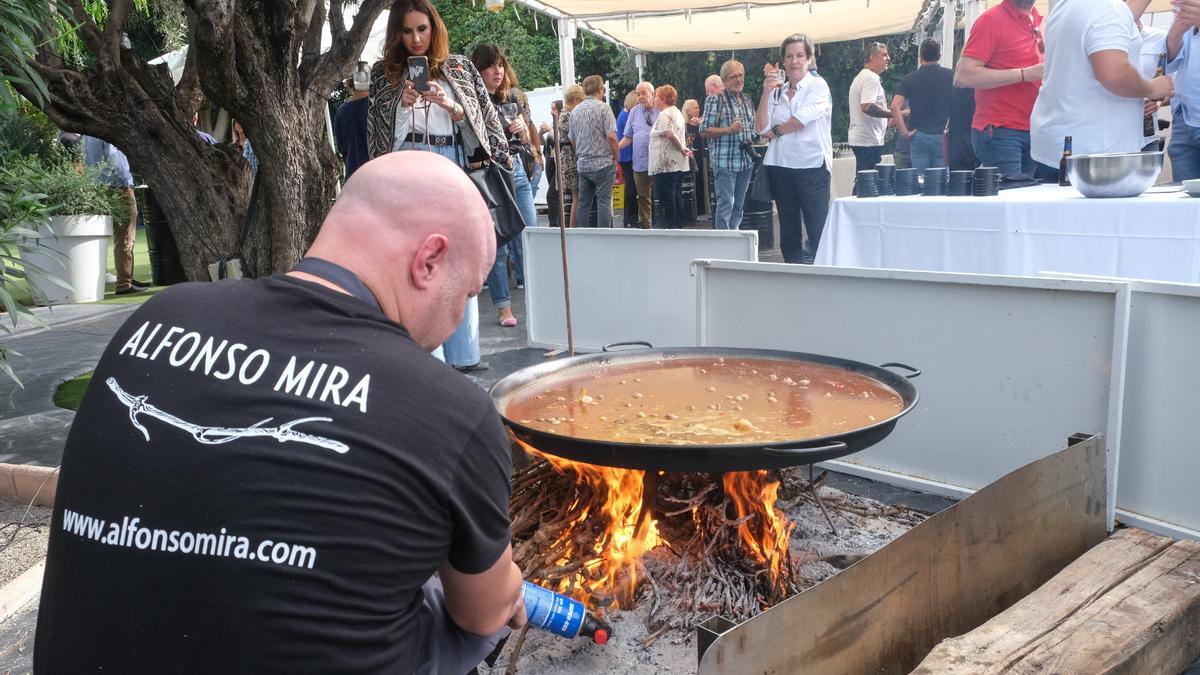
[53,372,92,411]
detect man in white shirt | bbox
[1165,0,1200,180]
[847,42,892,178]
[1029,0,1172,178]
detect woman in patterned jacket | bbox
[366,0,509,372]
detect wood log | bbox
[912,528,1200,674]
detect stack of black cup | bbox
[856,169,881,198]
[973,166,999,196]
[949,170,973,196]
[895,168,920,196]
[923,167,949,196]
[875,163,896,195]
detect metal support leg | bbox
[808,464,838,535]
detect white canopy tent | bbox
[514,0,1179,85]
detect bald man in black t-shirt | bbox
[35,153,525,673]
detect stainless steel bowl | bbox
[1066,151,1163,198]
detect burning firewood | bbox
[508,455,802,630]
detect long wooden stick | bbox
[553,108,575,355]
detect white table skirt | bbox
[814,184,1200,282]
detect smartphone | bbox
[407,56,429,92]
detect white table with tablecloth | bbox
[813,184,1200,282]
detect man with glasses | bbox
[848,43,892,179]
[955,0,1046,180]
[701,59,758,231]
[619,81,659,227]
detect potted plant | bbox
[19,158,127,304]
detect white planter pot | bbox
[21,215,113,305]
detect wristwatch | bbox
[771,125,782,137]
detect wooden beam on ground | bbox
[697,435,1108,675]
[912,527,1176,673]
[916,527,1200,674]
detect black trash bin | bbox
[740,153,774,250]
[143,190,188,286]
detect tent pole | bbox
[558,17,577,86]
[964,0,983,41]
[940,0,956,69]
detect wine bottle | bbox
[1144,54,1167,139]
[521,581,612,644]
[1058,136,1072,187]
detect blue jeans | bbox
[712,165,753,231]
[1168,121,1200,182]
[399,141,479,366]
[653,171,685,229]
[910,131,945,171]
[430,296,479,367]
[485,161,535,307]
[970,126,1034,179]
[577,164,616,227]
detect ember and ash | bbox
[510,441,801,631]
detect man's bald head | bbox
[300,152,495,350]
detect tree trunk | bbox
[17,0,386,279]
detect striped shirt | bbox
[700,91,757,172]
[568,97,617,173]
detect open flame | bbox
[724,471,796,599]
[516,440,795,610]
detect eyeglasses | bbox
[644,110,654,125]
[1032,26,1045,54]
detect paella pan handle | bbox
[879,362,921,379]
[760,440,849,458]
[602,341,655,352]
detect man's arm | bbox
[1167,9,1196,62]
[439,543,525,636]
[955,56,1044,89]
[860,78,891,118]
[890,94,913,137]
[1090,50,1173,99]
[607,131,620,164]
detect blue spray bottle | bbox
[521,581,612,644]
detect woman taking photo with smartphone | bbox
[472,43,535,328]
[366,0,510,371]
[755,33,832,264]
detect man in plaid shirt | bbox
[700,59,759,231]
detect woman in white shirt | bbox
[755,33,833,264]
[649,85,694,229]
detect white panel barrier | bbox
[524,227,757,352]
[694,261,1130,523]
[1040,273,1200,540]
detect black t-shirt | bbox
[335,96,371,178]
[34,276,513,673]
[897,64,955,135]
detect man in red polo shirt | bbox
[955,0,1046,180]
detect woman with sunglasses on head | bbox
[472,43,535,327]
[756,33,833,264]
[366,0,511,372]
